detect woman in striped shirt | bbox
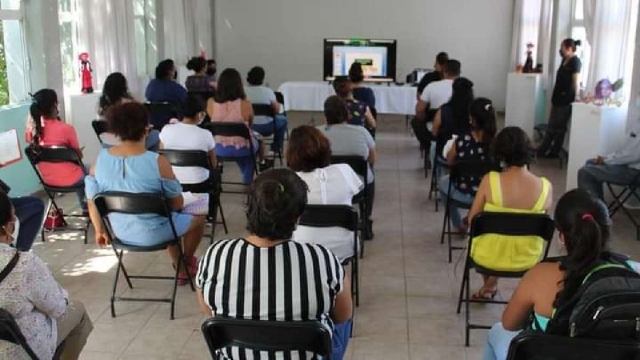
[196,168,353,359]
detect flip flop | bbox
[471,287,497,301]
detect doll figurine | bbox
[78,52,94,94]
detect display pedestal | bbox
[65,92,101,165]
[565,103,628,191]
[505,73,544,140]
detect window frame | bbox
[0,1,30,105]
[133,0,158,78]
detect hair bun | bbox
[575,40,582,46]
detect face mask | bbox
[207,68,217,77]
[173,70,178,80]
[559,50,565,58]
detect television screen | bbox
[324,38,397,82]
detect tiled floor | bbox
[33,115,640,360]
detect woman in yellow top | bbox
[468,127,553,299]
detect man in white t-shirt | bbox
[245,66,288,153]
[159,96,217,184]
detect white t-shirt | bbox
[159,122,216,184]
[292,164,363,261]
[245,85,277,125]
[420,78,454,109]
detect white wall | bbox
[214,0,514,110]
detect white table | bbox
[505,73,545,140]
[278,81,417,115]
[565,102,628,191]
[65,92,102,164]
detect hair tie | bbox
[278,183,285,193]
[484,104,492,111]
[582,213,594,221]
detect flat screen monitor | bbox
[323,38,397,82]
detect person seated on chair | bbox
[0,179,45,251]
[145,59,188,129]
[432,77,474,158]
[333,76,376,131]
[159,95,217,184]
[245,66,288,154]
[25,89,88,214]
[348,62,375,109]
[319,95,376,239]
[439,97,497,233]
[481,189,623,360]
[185,56,216,94]
[196,168,353,360]
[206,68,272,185]
[467,126,553,302]
[410,52,448,149]
[85,102,207,285]
[287,125,363,261]
[98,72,160,151]
[577,122,640,201]
[0,191,93,360]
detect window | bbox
[571,0,591,87]
[58,0,80,89]
[134,0,157,77]
[0,0,29,106]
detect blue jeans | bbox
[332,319,352,360]
[216,142,259,185]
[482,322,520,360]
[578,159,640,200]
[252,115,288,152]
[439,175,475,228]
[11,196,45,251]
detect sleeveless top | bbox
[210,99,250,148]
[470,172,551,271]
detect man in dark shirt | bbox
[411,52,448,168]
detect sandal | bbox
[471,287,497,301]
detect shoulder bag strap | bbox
[0,250,20,284]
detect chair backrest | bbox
[206,122,252,140]
[299,205,358,232]
[507,331,640,360]
[144,101,180,129]
[275,91,285,106]
[91,120,109,139]
[252,104,275,118]
[24,146,83,167]
[331,155,368,181]
[158,149,219,194]
[0,309,38,360]
[201,317,332,359]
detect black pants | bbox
[365,181,375,219]
[410,110,437,151]
[537,105,572,157]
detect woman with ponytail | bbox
[26,89,87,213]
[481,189,613,360]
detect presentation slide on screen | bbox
[332,46,388,77]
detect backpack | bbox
[545,257,640,340]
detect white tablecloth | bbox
[278,81,417,115]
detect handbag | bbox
[44,208,65,230]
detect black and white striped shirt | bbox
[196,238,345,359]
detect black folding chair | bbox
[0,308,39,359]
[144,101,179,130]
[93,192,195,320]
[534,124,565,169]
[205,122,259,192]
[24,146,90,244]
[252,104,283,165]
[274,91,289,140]
[202,317,332,360]
[428,155,449,212]
[299,205,360,306]
[606,171,640,240]
[507,330,640,360]
[457,212,555,346]
[91,120,109,145]
[331,155,371,253]
[159,149,228,242]
[440,160,500,263]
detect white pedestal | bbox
[505,73,544,140]
[565,103,628,191]
[65,92,102,165]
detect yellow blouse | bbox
[470,172,550,271]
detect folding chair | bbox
[144,101,179,130]
[274,91,289,140]
[440,160,500,263]
[91,120,109,145]
[299,205,360,306]
[159,149,228,243]
[24,146,90,244]
[506,330,640,360]
[93,192,195,320]
[0,308,39,359]
[205,122,259,192]
[331,155,371,253]
[252,104,283,165]
[428,155,449,212]
[533,124,565,169]
[457,212,555,346]
[606,171,640,240]
[202,317,332,360]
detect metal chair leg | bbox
[218,202,228,234]
[111,250,125,318]
[41,200,52,242]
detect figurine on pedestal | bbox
[523,43,534,73]
[78,52,94,94]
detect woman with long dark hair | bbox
[481,189,617,360]
[432,77,474,156]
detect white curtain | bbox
[583,0,639,93]
[510,0,543,70]
[77,0,140,94]
[162,0,213,65]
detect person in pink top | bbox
[26,89,87,212]
[206,68,272,184]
